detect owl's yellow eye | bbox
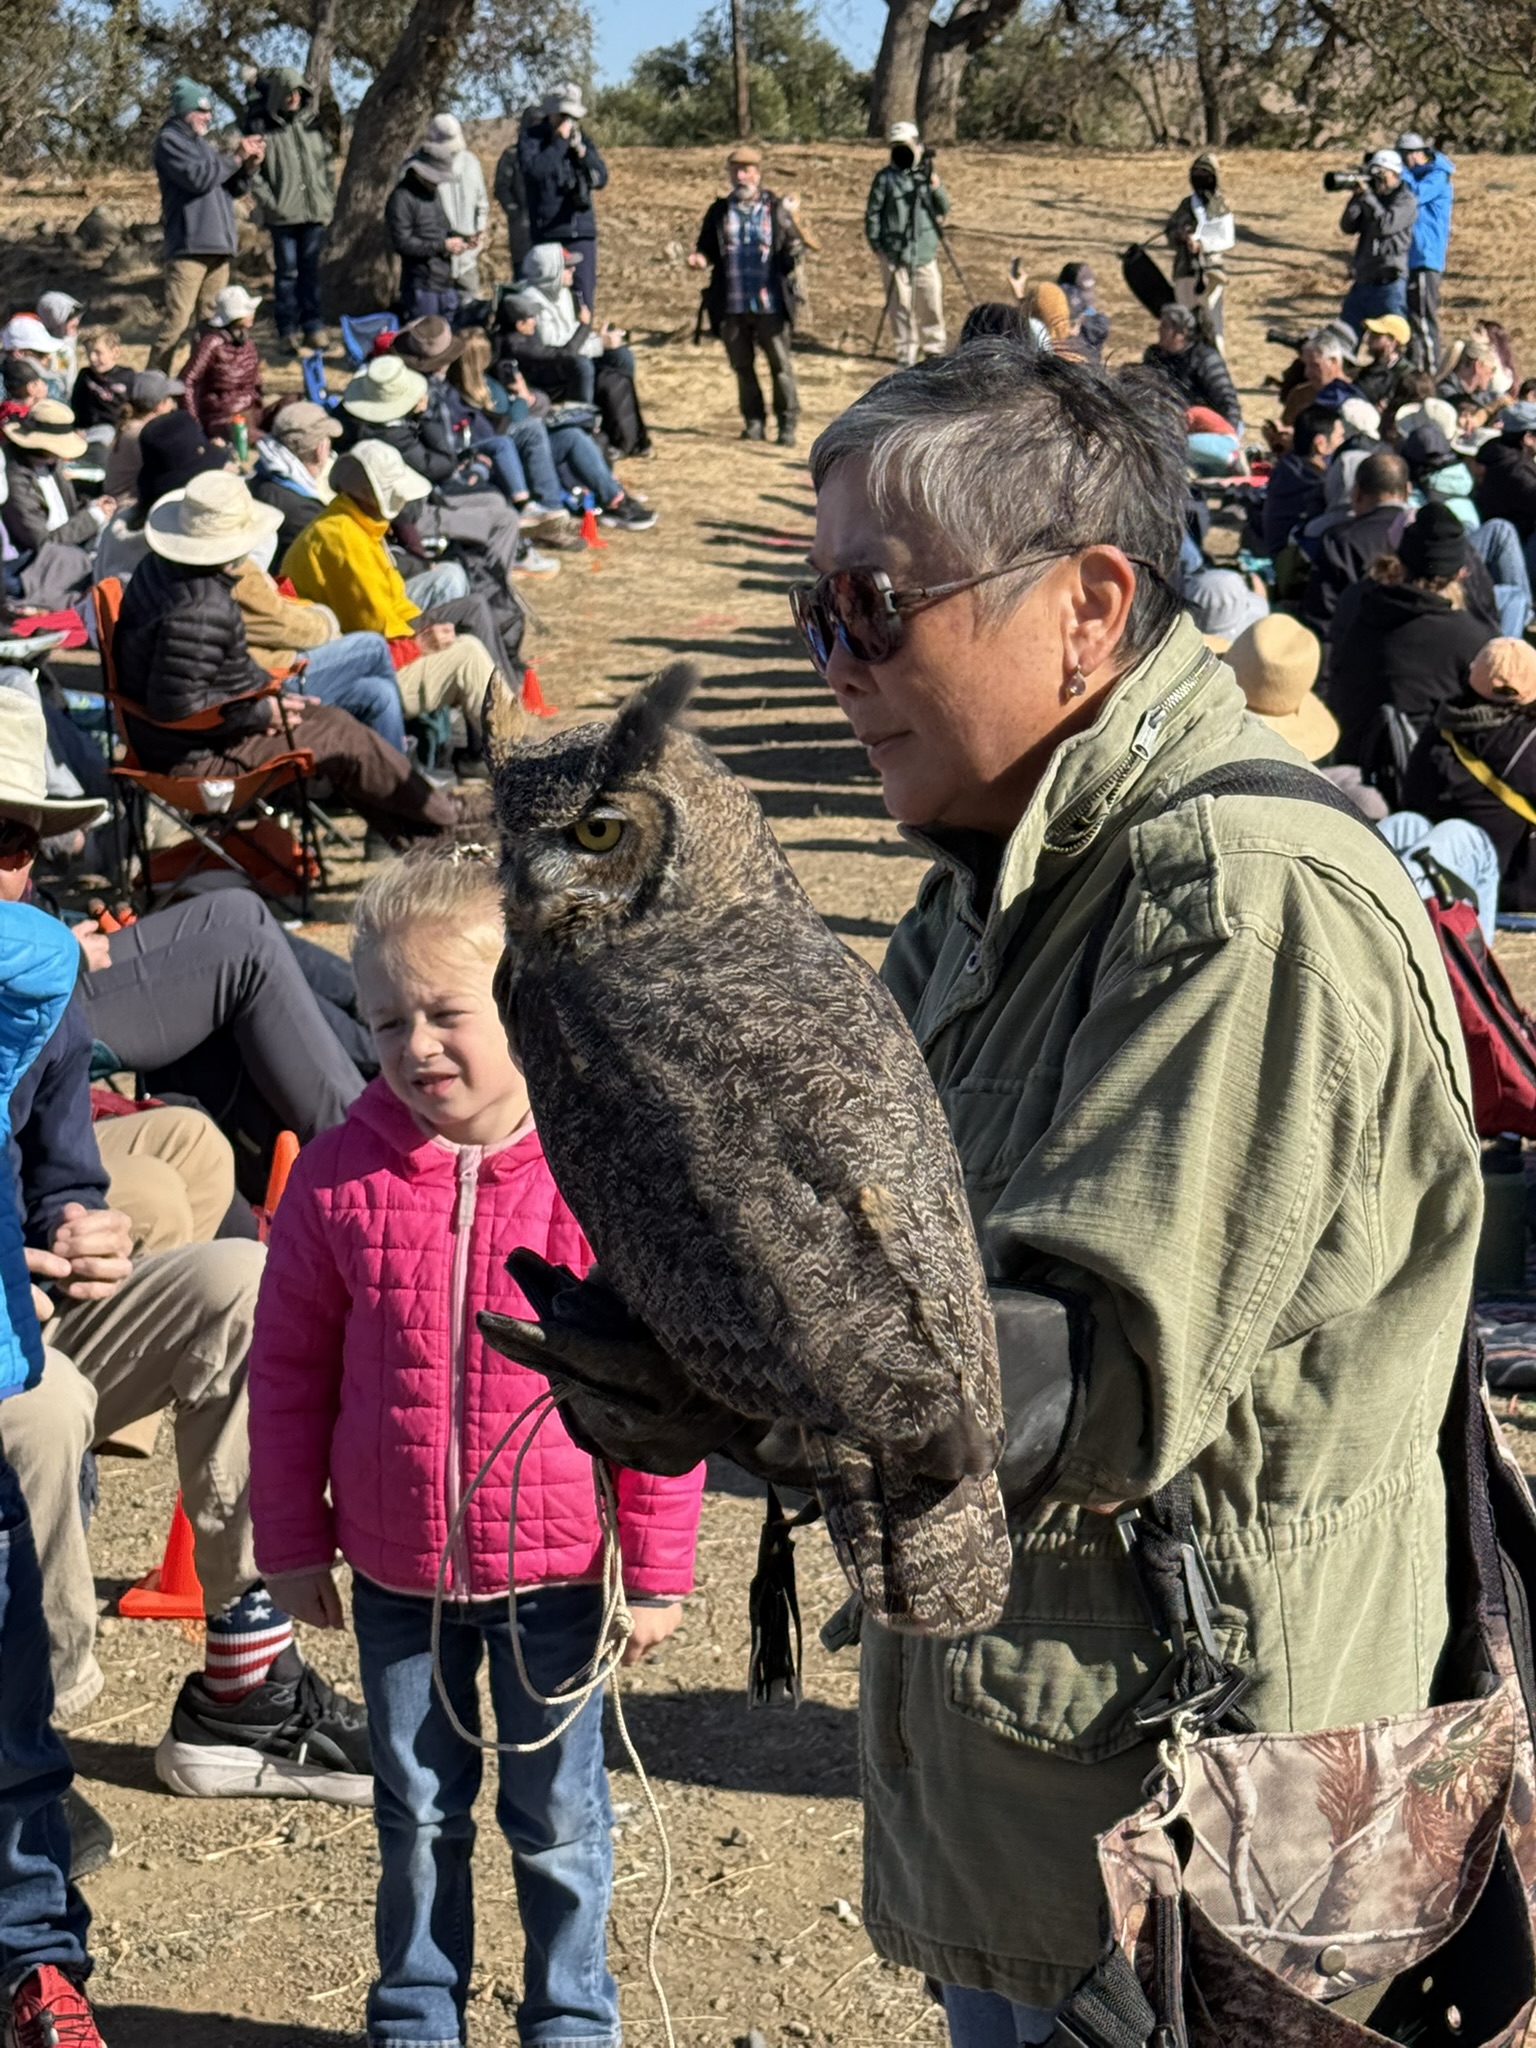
[571,815,625,853]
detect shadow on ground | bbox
[99,2011,354,2046]
[606,1686,857,1798]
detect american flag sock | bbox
[203,1585,295,1702]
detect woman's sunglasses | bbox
[788,551,1168,675]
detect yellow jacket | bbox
[280,493,417,641]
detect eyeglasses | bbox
[789,550,1168,675]
[789,563,1040,674]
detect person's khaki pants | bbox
[150,255,230,372]
[882,258,946,365]
[395,638,497,736]
[0,1240,266,1721]
[94,1105,234,1255]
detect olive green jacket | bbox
[859,613,1482,2008]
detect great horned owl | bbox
[478,662,1011,1637]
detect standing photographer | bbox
[518,83,607,313]
[1337,148,1417,336]
[864,123,950,367]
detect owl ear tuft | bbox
[605,662,700,778]
[482,669,528,767]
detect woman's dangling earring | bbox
[1065,665,1088,699]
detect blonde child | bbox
[250,847,703,2046]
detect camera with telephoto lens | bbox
[1266,326,1306,353]
[1322,168,1368,191]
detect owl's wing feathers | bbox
[514,922,1001,1479]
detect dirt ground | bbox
[5,139,1536,2039]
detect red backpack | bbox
[1418,858,1536,1137]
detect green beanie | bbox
[171,76,213,116]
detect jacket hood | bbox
[1355,577,1456,626]
[522,242,565,298]
[260,66,310,118]
[1438,692,1536,739]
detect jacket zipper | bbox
[1043,659,1214,858]
[445,1144,482,1597]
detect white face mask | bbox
[312,450,336,498]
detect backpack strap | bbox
[1074,759,1379,1740]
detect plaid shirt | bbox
[722,192,781,316]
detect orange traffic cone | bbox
[521,665,557,719]
[118,1492,204,1619]
[255,1129,300,1243]
[579,501,608,551]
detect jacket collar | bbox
[903,611,1236,934]
[347,1074,542,1175]
[335,493,389,539]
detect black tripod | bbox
[869,155,973,359]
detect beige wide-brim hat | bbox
[342,354,429,423]
[146,469,283,566]
[1226,613,1339,762]
[3,400,87,461]
[0,689,108,835]
[341,438,432,520]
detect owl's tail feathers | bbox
[808,1435,1012,1636]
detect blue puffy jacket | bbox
[1406,150,1454,272]
[0,907,80,1402]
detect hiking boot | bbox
[303,327,328,353]
[61,1787,114,1882]
[740,419,765,441]
[525,510,586,550]
[155,1650,373,1804]
[5,1967,104,2048]
[776,418,798,448]
[511,546,561,578]
[599,495,658,532]
[276,334,301,360]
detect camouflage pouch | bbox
[1048,1318,1536,2048]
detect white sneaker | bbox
[512,546,561,578]
[520,500,568,522]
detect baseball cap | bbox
[1501,401,1536,435]
[727,144,762,167]
[1395,131,1427,153]
[208,285,261,327]
[0,314,53,355]
[270,399,342,454]
[1363,314,1411,346]
[131,368,185,407]
[544,82,587,118]
[1367,149,1405,175]
[888,122,920,146]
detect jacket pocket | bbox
[945,1608,1249,1764]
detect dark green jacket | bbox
[859,613,1480,2007]
[244,66,334,229]
[864,162,949,268]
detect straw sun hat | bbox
[145,471,282,567]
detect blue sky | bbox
[588,0,891,81]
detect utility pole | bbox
[731,0,751,137]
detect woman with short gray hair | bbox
[799,344,1479,2045]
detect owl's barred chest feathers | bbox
[485,661,1012,1635]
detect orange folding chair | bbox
[92,578,326,915]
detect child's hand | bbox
[267,1568,346,1630]
[622,1602,682,1665]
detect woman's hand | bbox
[73,920,112,975]
[622,1602,683,1665]
[266,1568,346,1629]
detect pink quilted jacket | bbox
[249,1078,703,1601]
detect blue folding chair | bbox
[301,352,339,411]
[340,313,399,368]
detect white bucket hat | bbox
[341,354,429,423]
[0,690,108,835]
[208,284,261,327]
[146,470,283,566]
[341,439,431,520]
[0,314,54,356]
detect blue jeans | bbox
[403,563,470,610]
[549,426,619,507]
[401,285,460,326]
[299,634,407,754]
[1340,277,1408,333]
[270,223,326,339]
[0,1453,90,1995]
[352,1575,618,2048]
[565,239,597,315]
[508,421,568,508]
[1379,809,1502,944]
[943,1986,1056,2046]
[1468,517,1533,637]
